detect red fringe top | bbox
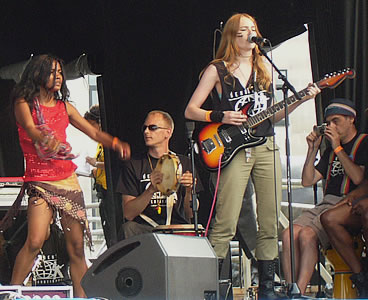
[17,101,77,182]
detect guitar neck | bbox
[245,87,309,128]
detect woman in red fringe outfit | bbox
[2,54,130,297]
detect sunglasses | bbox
[141,124,169,132]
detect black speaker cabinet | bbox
[82,233,219,300]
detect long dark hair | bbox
[11,54,70,111]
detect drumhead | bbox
[155,154,182,195]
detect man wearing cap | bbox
[321,116,368,296]
[281,98,368,295]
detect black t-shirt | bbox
[211,61,274,137]
[316,133,368,196]
[116,152,202,225]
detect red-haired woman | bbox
[185,13,319,299]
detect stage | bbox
[0,285,363,300]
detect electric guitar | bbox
[197,69,356,171]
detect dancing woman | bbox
[2,54,130,297]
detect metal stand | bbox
[257,44,302,298]
[314,183,326,298]
[186,121,200,236]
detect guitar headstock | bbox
[317,68,356,89]
[317,68,355,89]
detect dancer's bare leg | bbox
[11,198,52,284]
[61,215,88,298]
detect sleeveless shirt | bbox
[212,61,274,137]
[17,100,76,182]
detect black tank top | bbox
[211,61,274,137]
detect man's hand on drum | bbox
[149,170,163,192]
[180,171,194,191]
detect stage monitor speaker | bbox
[82,233,219,300]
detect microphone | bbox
[185,121,195,140]
[185,121,199,155]
[219,21,224,32]
[248,32,268,44]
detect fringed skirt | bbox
[0,173,92,249]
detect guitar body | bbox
[197,122,266,171]
[196,68,355,171]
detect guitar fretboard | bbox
[245,88,309,128]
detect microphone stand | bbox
[186,122,200,236]
[257,43,302,298]
[313,181,325,298]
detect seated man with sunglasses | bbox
[116,110,201,239]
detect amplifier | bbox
[0,177,25,209]
[0,177,24,187]
[82,233,219,300]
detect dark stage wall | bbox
[98,0,368,227]
[0,0,367,235]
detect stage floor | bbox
[0,285,360,299]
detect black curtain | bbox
[98,0,320,231]
[0,79,23,177]
[311,0,368,132]
[0,0,367,240]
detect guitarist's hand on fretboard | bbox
[222,110,248,125]
[301,83,321,102]
[273,82,321,123]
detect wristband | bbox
[334,145,343,155]
[112,137,119,150]
[210,110,225,123]
[205,110,212,122]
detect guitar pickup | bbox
[220,130,232,144]
[201,138,216,154]
[238,124,248,135]
[214,134,223,147]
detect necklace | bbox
[147,153,154,171]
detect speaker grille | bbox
[115,267,143,297]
